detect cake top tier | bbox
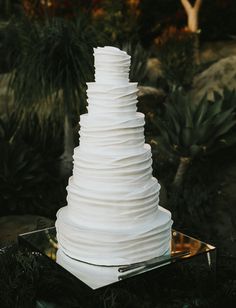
[94,46,131,85]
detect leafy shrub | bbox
[93,0,140,45]
[0,246,39,308]
[7,15,96,175]
[0,113,65,217]
[10,16,95,109]
[122,42,150,83]
[20,113,64,178]
[0,139,46,215]
[155,27,197,90]
[0,20,20,73]
[0,245,97,308]
[1,244,236,308]
[152,89,236,186]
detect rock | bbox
[138,86,165,99]
[0,215,54,248]
[145,41,236,91]
[200,40,236,64]
[191,55,236,101]
[146,58,162,82]
[138,87,166,110]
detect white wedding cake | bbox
[56,46,173,289]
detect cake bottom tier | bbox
[56,206,173,266]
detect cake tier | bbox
[69,142,158,226]
[73,143,153,183]
[79,112,145,150]
[94,46,131,85]
[56,206,172,266]
[66,178,159,226]
[86,82,138,117]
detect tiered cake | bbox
[56,46,173,288]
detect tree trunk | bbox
[60,112,74,177]
[181,0,202,32]
[181,0,202,64]
[173,157,191,188]
[193,33,201,65]
[187,6,199,33]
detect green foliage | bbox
[0,138,46,214]
[9,15,96,119]
[0,246,39,308]
[6,14,96,175]
[1,244,236,308]
[0,113,65,216]
[168,157,219,227]
[0,245,96,308]
[0,20,20,73]
[152,89,236,160]
[20,113,64,177]
[122,42,150,83]
[93,0,139,45]
[156,28,197,90]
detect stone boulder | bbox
[200,40,236,64]
[146,58,162,83]
[191,55,236,101]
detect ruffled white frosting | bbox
[56,216,171,289]
[94,46,131,85]
[56,46,173,288]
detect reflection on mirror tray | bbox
[18,227,215,290]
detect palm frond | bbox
[9,14,97,123]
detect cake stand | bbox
[18,227,216,291]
